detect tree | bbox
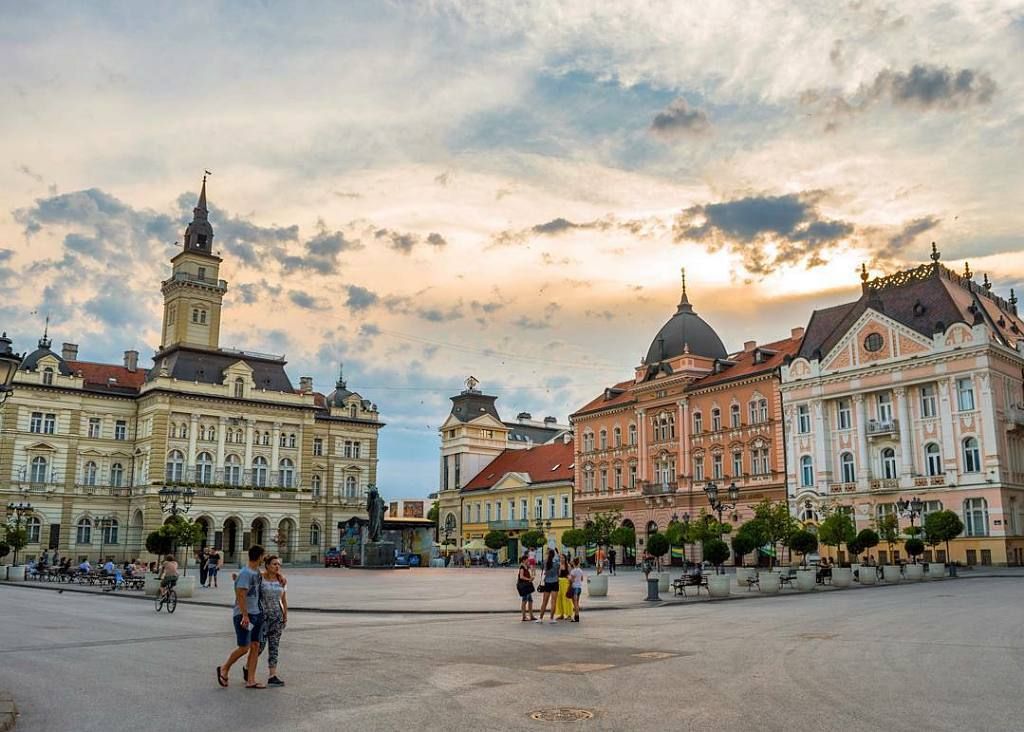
[646,532,670,572]
[846,537,864,564]
[904,538,925,564]
[787,530,819,566]
[484,530,508,552]
[519,530,546,550]
[3,526,28,565]
[427,500,439,525]
[730,531,757,567]
[145,529,174,557]
[923,510,964,562]
[856,528,880,560]
[817,512,856,563]
[753,499,799,568]
[583,511,622,552]
[608,525,636,560]
[875,513,901,560]
[561,528,588,559]
[703,538,731,574]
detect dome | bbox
[644,273,727,363]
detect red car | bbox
[324,547,344,567]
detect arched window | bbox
[83,461,98,486]
[583,432,594,452]
[962,437,981,473]
[925,443,942,477]
[798,454,815,489]
[628,424,637,445]
[345,475,357,498]
[840,452,856,483]
[180,424,189,439]
[311,474,322,497]
[225,454,242,486]
[30,456,48,483]
[166,450,184,482]
[612,426,621,447]
[234,377,244,399]
[288,433,297,448]
[964,497,989,536]
[196,452,214,484]
[253,456,269,487]
[310,522,321,546]
[42,367,54,385]
[198,425,207,441]
[26,516,41,543]
[279,458,295,488]
[279,432,287,448]
[207,427,216,442]
[76,517,92,545]
[881,448,897,480]
[102,518,119,545]
[110,462,124,487]
[599,429,607,450]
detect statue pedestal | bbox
[363,541,396,569]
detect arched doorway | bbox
[621,518,637,566]
[195,516,212,549]
[276,518,296,563]
[223,518,240,564]
[250,518,268,548]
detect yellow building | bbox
[0,178,382,565]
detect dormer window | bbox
[42,367,54,386]
[233,377,244,399]
[350,405,357,418]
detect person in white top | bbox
[569,557,584,623]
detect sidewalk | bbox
[0,689,16,732]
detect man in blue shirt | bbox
[216,545,266,689]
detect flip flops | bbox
[245,683,267,690]
[216,666,228,688]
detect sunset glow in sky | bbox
[2,2,1022,496]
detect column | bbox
[187,413,199,475]
[636,409,646,482]
[216,416,227,478]
[243,418,254,486]
[939,378,956,476]
[978,372,998,468]
[678,399,689,480]
[783,405,797,497]
[271,422,282,486]
[853,394,870,488]
[895,387,913,479]
[812,399,827,495]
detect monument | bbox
[363,484,395,568]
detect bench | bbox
[743,575,760,591]
[672,573,707,597]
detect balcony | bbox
[487,519,530,531]
[866,419,899,438]
[165,271,228,291]
[75,484,134,497]
[1008,406,1024,429]
[868,478,899,491]
[640,481,677,496]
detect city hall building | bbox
[0,179,382,565]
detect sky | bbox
[1,1,1022,498]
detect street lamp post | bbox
[441,514,455,563]
[0,333,23,406]
[897,496,924,531]
[703,480,740,539]
[6,500,33,565]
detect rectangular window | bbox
[732,452,743,477]
[599,431,607,450]
[712,454,723,480]
[957,378,975,412]
[837,400,851,430]
[114,420,127,440]
[30,412,43,433]
[485,503,491,522]
[693,413,703,434]
[548,496,556,519]
[920,384,937,418]
[344,441,352,458]
[583,471,594,492]
[730,405,741,428]
[629,464,637,490]
[454,454,461,490]
[562,495,570,519]
[495,502,501,521]
[520,498,527,519]
[481,429,493,439]
[88,418,101,438]
[197,266,206,281]
[797,405,810,434]
[711,411,721,432]
[474,504,480,522]
[759,400,768,423]
[694,459,705,481]
[877,393,893,423]
[43,413,56,434]
[534,498,542,520]
[509,500,515,520]
[599,469,608,492]
[613,466,622,491]
[313,438,323,457]
[748,402,758,424]
[353,442,361,459]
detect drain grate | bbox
[530,708,595,722]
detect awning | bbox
[462,539,488,551]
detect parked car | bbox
[324,547,343,568]
[394,552,422,567]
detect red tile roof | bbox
[689,334,803,389]
[463,439,575,492]
[571,379,635,419]
[66,360,148,391]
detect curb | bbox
[0,689,16,732]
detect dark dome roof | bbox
[645,281,727,363]
[20,336,73,376]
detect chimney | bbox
[543,416,557,424]
[517,412,532,421]
[791,326,805,340]
[123,350,139,372]
[744,340,757,352]
[62,343,79,360]
[299,376,313,393]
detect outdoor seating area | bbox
[27,566,147,591]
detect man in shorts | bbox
[207,547,221,588]
[216,545,266,689]
[159,554,178,600]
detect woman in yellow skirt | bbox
[555,554,574,621]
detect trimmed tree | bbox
[753,499,799,568]
[560,528,588,560]
[904,538,925,564]
[703,538,731,574]
[646,532,670,573]
[609,525,636,566]
[875,513,901,561]
[730,531,757,567]
[923,510,964,563]
[519,530,546,551]
[583,511,622,555]
[484,530,508,552]
[4,526,28,566]
[856,528,880,561]
[0,541,9,563]
[787,530,819,566]
[817,512,856,564]
[145,528,174,558]
[846,537,864,565]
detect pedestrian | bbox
[216,544,266,689]
[595,546,605,574]
[516,553,536,621]
[528,548,536,570]
[259,554,288,687]
[608,547,617,575]
[198,547,210,589]
[208,547,222,588]
[569,557,584,622]
[555,558,573,621]
[535,548,560,624]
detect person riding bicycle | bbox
[159,554,179,599]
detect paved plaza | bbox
[2,573,1023,731]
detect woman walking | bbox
[516,553,536,621]
[535,549,560,624]
[569,557,584,622]
[259,555,288,687]
[555,557,573,621]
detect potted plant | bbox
[923,510,964,577]
[703,539,732,597]
[875,514,902,583]
[731,521,762,586]
[560,528,588,563]
[787,530,819,591]
[904,538,925,581]
[753,499,799,570]
[646,532,671,591]
[0,541,9,581]
[144,528,175,596]
[855,529,880,585]
[819,511,856,587]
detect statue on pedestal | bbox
[366,485,385,543]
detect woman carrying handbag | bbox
[516,553,537,621]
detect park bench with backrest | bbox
[672,570,707,597]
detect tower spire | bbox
[39,314,51,349]
[676,267,693,313]
[336,362,346,389]
[197,172,208,213]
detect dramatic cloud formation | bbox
[650,98,711,138]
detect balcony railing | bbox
[75,484,134,497]
[640,481,677,496]
[866,419,899,437]
[165,467,303,489]
[1008,406,1024,429]
[166,271,228,290]
[487,519,529,530]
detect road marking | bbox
[536,663,616,674]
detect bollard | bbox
[645,577,660,601]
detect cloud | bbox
[333,191,362,199]
[513,315,551,330]
[533,217,577,235]
[880,216,942,259]
[868,65,996,109]
[345,285,379,311]
[359,323,381,337]
[288,290,326,310]
[434,171,452,186]
[416,304,463,322]
[585,309,615,320]
[674,192,855,274]
[280,219,361,274]
[426,232,447,248]
[491,214,659,248]
[374,227,418,254]
[649,98,711,138]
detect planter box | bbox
[832,567,853,588]
[851,563,862,574]
[0,566,8,581]
[795,569,815,592]
[734,567,756,586]
[587,574,608,597]
[858,566,877,585]
[708,574,731,598]
[759,571,781,594]
[882,565,902,583]
[657,572,670,592]
[924,562,944,581]
[6,566,25,582]
[904,564,924,582]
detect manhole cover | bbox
[530,708,595,722]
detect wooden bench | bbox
[672,573,707,597]
[743,575,760,591]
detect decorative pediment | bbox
[787,359,813,380]
[943,323,974,347]
[492,472,530,491]
[821,309,932,373]
[222,360,255,383]
[440,412,507,432]
[25,441,56,452]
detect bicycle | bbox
[155,582,178,613]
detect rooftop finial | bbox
[983,273,992,291]
[38,314,51,349]
[465,375,479,392]
[336,362,346,388]
[930,241,940,263]
[676,266,693,313]
[963,261,972,279]
[860,263,869,283]
[680,267,688,302]
[1010,288,1018,306]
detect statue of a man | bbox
[366,485,385,543]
